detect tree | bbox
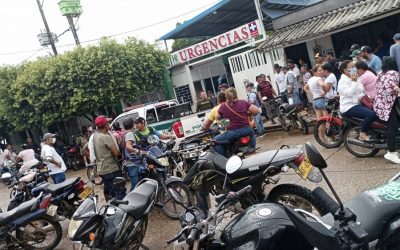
[0,37,169,131]
[171,22,207,51]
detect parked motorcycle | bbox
[8,174,93,219]
[135,135,192,219]
[314,99,348,148]
[68,178,159,250]
[184,143,323,214]
[342,115,389,157]
[253,142,400,249]
[263,96,309,134]
[1,160,18,185]
[65,144,85,171]
[168,185,257,249]
[0,193,63,250]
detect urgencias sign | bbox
[170,20,261,67]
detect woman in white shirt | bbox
[16,144,39,173]
[338,60,378,141]
[304,65,328,120]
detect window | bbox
[113,112,139,128]
[146,108,157,124]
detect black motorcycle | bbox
[168,185,257,249]
[244,142,400,249]
[183,144,324,214]
[68,178,159,250]
[342,115,391,157]
[0,193,63,250]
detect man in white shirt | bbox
[274,64,288,103]
[41,133,67,183]
[287,59,301,105]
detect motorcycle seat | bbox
[238,148,301,172]
[45,177,80,194]
[120,180,157,219]
[342,115,386,129]
[0,197,39,226]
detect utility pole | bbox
[67,16,80,45]
[36,0,58,55]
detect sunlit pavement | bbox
[0,129,397,249]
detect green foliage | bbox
[171,22,207,51]
[0,37,168,131]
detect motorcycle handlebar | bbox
[186,228,198,246]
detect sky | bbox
[0,0,219,65]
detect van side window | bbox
[146,109,157,124]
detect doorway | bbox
[284,43,311,67]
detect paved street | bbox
[1,129,398,249]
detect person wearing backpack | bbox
[246,82,264,137]
[257,74,277,124]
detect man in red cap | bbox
[93,115,125,201]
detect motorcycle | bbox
[68,178,159,250]
[8,165,93,219]
[0,193,63,250]
[183,143,324,215]
[134,135,192,219]
[342,115,390,157]
[253,142,400,249]
[1,160,18,185]
[314,99,349,148]
[65,143,85,171]
[168,185,257,249]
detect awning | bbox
[159,0,317,40]
[258,0,400,50]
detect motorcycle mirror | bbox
[106,207,116,215]
[226,155,242,174]
[305,142,327,169]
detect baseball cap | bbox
[393,33,400,41]
[350,49,361,58]
[360,45,372,53]
[218,83,228,89]
[350,44,360,51]
[42,133,56,141]
[95,115,112,127]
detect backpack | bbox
[247,91,261,107]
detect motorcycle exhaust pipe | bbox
[347,139,387,149]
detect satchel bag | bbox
[360,95,373,110]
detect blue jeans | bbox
[101,170,126,200]
[254,112,264,136]
[292,89,301,105]
[344,105,378,132]
[299,88,308,107]
[126,165,139,191]
[214,126,255,156]
[51,172,66,184]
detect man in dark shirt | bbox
[257,74,277,124]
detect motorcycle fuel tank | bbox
[221,203,312,250]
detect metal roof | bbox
[258,0,400,50]
[159,0,317,40]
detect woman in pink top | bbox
[355,61,377,100]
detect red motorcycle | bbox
[65,144,85,171]
[313,99,349,148]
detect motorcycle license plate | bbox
[47,205,58,216]
[79,186,94,200]
[299,110,308,116]
[296,158,313,180]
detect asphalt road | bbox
[1,129,398,249]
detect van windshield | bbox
[113,112,139,128]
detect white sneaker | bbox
[384,152,400,164]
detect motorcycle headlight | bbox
[68,218,83,239]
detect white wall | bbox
[228,48,284,99]
[306,35,334,67]
[170,64,197,107]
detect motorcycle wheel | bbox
[159,181,192,220]
[68,157,79,171]
[124,216,148,250]
[267,184,324,215]
[297,117,308,135]
[87,165,103,185]
[16,217,62,250]
[9,187,18,199]
[278,114,289,131]
[313,120,344,148]
[343,126,379,158]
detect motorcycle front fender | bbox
[318,116,343,126]
[165,176,184,186]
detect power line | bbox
[0,0,218,56]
